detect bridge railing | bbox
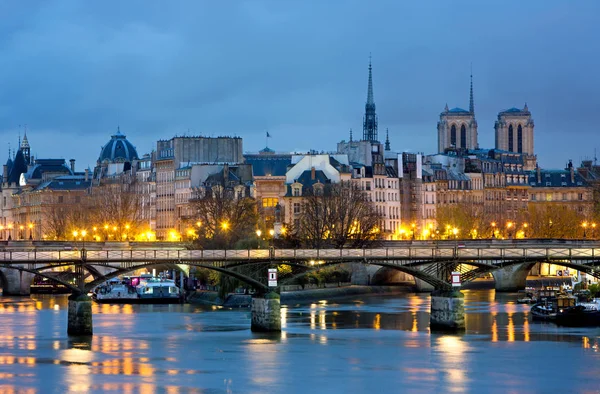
[0,247,599,263]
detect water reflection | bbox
[0,290,597,393]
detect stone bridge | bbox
[0,240,598,335]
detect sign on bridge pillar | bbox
[451,271,461,288]
[268,268,277,287]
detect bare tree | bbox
[298,182,382,248]
[191,185,258,249]
[88,180,145,240]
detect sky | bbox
[0,0,599,170]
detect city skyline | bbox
[0,1,599,170]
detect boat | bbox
[93,279,139,303]
[555,305,600,327]
[136,275,184,304]
[30,273,75,294]
[530,294,577,322]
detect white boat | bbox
[136,275,183,304]
[94,279,139,303]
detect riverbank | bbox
[187,284,413,308]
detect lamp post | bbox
[28,223,33,240]
[522,223,528,239]
[411,223,416,240]
[592,223,597,239]
[491,222,496,239]
[19,225,24,240]
[0,225,3,240]
[7,223,13,241]
[582,222,588,239]
[256,229,262,248]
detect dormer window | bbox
[293,187,301,197]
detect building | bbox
[494,105,536,170]
[154,136,244,239]
[244,148,292,231]
[437,74,478,152]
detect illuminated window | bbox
[262,198,278,207]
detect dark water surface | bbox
[0,290,598,393]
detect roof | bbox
[528,169,588,188]
[286,169,331,196]
[244,155,292,177]
[27,160,73,180]
[7,150,27,184]
[98,129,139,164]
[448,107,469,113]
[35,176,91,191]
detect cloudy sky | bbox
[0,0,598,170]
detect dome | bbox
[98,128,139,164]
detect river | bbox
[0,290,598,393]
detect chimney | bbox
[311,166,316,180]
[132,159,138,177]
[84,168,89,182]
[536,165,541,184]
[69,159,75,173]
[223,163,229,184]
[2,164,7,183]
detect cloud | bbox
[0,0,598,169]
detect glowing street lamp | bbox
[28,223,33,240]
[452,227,459,239]
[582,222,588,238]
[256,229,262,248]
[0,225,4,240]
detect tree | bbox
[298,182,382,248]
[87,181,146,240]
[191,185,258,249]
[526,203,582,238]
[435,203,488,238]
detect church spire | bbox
[362,55,378,142]
[385,128,390,151]
[469,68,474,114]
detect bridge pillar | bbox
[350,263,370,285]
[67,293,93,336]
[0,268,35,296]
[430,290,465,331]
[251,292,281,332]
[492,263,535,292]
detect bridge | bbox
[0,239,598,334]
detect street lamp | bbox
[7,223,13,241]
[592,223,597,239]
[0,225,4,240]
[506,221,513,239]
[81,230,87,250]
[411,223,416,240]
[256,229,262,248]
[19,225,24,240]
[582,222,588,239]
[491,222,496,239]
[28,223,33,240]
[452,227,459,240]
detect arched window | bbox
[460,124,467,148]
[450,125,457,147]
[517,125,523,153]
[508,124,514,152]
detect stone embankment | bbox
[187,284,412,308]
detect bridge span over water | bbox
[1,239,599,335]
[0,239,599,295]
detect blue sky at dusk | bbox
[0,0,598,170]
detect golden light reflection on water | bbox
[373,313,381,330]
[523,312,530,342]
[507,313,515,342]
[436,336,468,390]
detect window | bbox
[460,125,467,148]
[450,125,457,146]
[517,125,523,153]
[562,193,567,201]
[262,197,278,207]
[293,187,300,197]
[293,203,301,214]
[58,196,64,203]
[508,125,514,152]
[578,193,583,201]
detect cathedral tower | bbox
[437,73,478,152]
[494,104,534,155]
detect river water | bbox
[0,290,598,394]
